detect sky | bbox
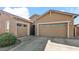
[0,0,79,24]
[0,7,79,24]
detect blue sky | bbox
[27,7,79,16]
[0,7,79,24]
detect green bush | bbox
[0,33,17,47]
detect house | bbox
[0,10,32,37]
[30,14,40,24]
[74,24,79,37]
[33,10,79,38]
[29,14,40,35]
[0,10,78,38]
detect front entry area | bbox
[38,23,67,38]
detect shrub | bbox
[0,33,17,47]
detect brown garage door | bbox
[17,23,27,37]
[39,23,67,38]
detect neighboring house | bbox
[0,10,32,37]
[34,10,79,38]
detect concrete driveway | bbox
[9,36,48,51]
[9,36,79,51]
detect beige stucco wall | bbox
[30,15,40,25]
[0,12,17,36]
[30,15,37,23]
[36,12,73,23]
[36,12,74,38]
[0,12,8,34]
[9,16,17,36]
[0,11,31,37]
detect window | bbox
[17,23,22,26]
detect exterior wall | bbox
[69,22,74,38]
[0,12,8,34]
[0,12,17,36]
[36,12,74,38]
[36,12,73,23]
[30,15,37,23]
[9,16,17,36]
[0,11,31,37]
[30,15,40,25]
[0,12,6,34]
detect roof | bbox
[29,14,40,19]
[74,24,79,26]
[36,10,79,20]
[50,10,79,16]
[0,10,32,23]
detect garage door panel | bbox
[40,30,66,37]
[39,23,67,37]
[17,25,27,37]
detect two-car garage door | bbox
[39,23,67,38]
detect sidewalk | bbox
[45,40,79,51]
